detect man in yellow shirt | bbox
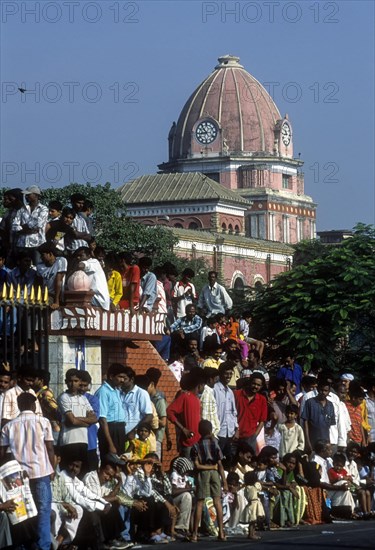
[105,265,122,311]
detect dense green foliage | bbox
[247,224,375,376]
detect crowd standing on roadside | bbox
[1,188,375,549]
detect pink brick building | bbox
[118,55,317,288]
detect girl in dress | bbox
[243,470,265,540]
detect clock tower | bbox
[159,55,316,244]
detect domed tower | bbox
[159,55,317,244]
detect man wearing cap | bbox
[12,185,49,265]
[340,373,354,393]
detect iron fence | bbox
[0,284,49,370]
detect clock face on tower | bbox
[281,122,291,146]
[195,120,218,144]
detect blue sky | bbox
[1,0,374,231]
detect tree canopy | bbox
[247,224,375,376]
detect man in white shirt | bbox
[57,368,97,472]
[12,185,49,265]
[197,271,233,317]
[172,268,197,318]
[74,246,110,310]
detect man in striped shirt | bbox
[0,392,55,550]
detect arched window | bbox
[188,222,199,230]
[221,223,227,233]
[254,280,263,292]
[228,224,233,234]
[235,224,240,234]
[174,223,183,228]
[234,277,244,291]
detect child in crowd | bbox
[168,350,185,382]
[190,420,228,542]
[328,452,355,487]
[255,447,280,529]
[170,457,194,537]
[216,313,228,344]
[132,423,153,460]
[243,470,265,540]
[200,316,221,352]
[278,404,305,459]
[346,442,373,517]
[224,471,242,534]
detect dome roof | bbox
[170,55,282,160]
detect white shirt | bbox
[156,280,167,314]
[81,258,110,310]
[172,281,196,318]
[213,381,238,438]
[60,471,107,511]
[83,470,112,497]
[0,411,54,479]
[168,360,184,382]
[57,392,93,445]
[12,203,49,248]
[197,282,233,315]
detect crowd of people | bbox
[1,350,375,548]
[1,187,375,550]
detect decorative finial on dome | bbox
[215,55,243,69]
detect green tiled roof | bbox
[118,173,251,207]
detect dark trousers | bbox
[98,421,126,458]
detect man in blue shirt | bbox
[170,304,203,340]
[120,366,153,436]
[277,355,303,394]
[95,363,127,459]
[301,380,336,453]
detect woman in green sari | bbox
[274,453,307,526]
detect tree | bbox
[247,224,375,376]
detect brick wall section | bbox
[101,340,181,467]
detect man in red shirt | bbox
[167,368,205,458]
[234,373,267,451]
[118,252,140,315]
